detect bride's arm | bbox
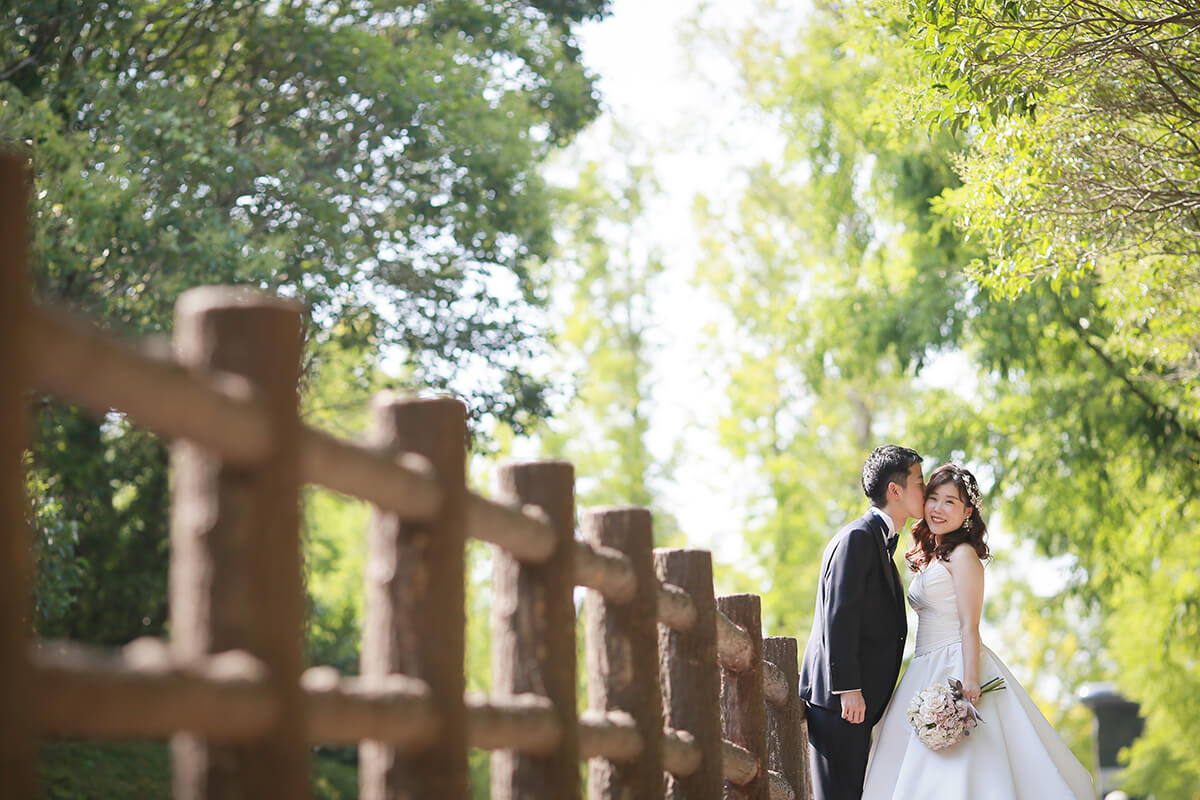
[945,543,985,704]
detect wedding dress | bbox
[861,559,1094,799]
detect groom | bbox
[799,445,925,800]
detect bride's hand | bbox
[962,680,981,705]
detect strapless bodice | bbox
[908,559,962,655]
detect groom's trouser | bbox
[805,701,872,800]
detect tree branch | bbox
[1056,297,1200,461]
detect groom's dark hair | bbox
[862,445,923,507]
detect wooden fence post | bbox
[169,287,308,800]
[718,595,768,800]
[655,549,723,800]
[764,637,805,800]
[797,698,813,800]
[583,508,664,799]
[491,461,580,800]
[0,150,36,800]
[360,395,468,800]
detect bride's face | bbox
[924,483,971,536]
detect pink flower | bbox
[907,676,1007,751]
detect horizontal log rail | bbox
[34,641,446,751]
[298,426,443,523]
[716,608,756,672]
[29,307,272,468]
[301,666,441,750]
[578,708,643,762]
[724,742,805,800]
[22,567,806,775]
[573,539,638,602]
[465,493,558,563]
[575,708,766,788]
[466,695,778,788]
[573,542,793,701]
[466,696,772,788]
[657,581,699,632]
[305,432,564,562]
[33,639,276,742]
[464,692,562,756]
[662,727,702,777]
[722,738,759,785]
[36,642,786,780]
[572,540,775,673]
[461,701,711,780]
[762,658,789,708]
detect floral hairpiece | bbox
[951,463,982,509]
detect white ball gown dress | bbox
[861,559,1094,799]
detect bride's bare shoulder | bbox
[943,543,983,574]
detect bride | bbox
[861,464,1094,799]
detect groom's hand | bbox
[839,690,866,724]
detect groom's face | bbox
[894,463,926,522]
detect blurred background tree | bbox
[912,1,1200,793]
[689,0,970,635]
[686,0,1200,794]
[535,140,679,529]
[2,0,610,644]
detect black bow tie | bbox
[885,530,900,558]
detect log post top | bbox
[584,505,654,516]
[500,458,575,469]
[176,286,307,315]
[370,391,468,412]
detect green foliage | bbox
[1106,513,1200,795]
[38,740,358,799]
[982,546,1103,764]
[694,3,1200,789]
[5,0,610,645]
[905,3,1200,793]
[39,740,172,799]
[300,327,395,673]
[901,279,1200,793]
[916,0,1200,429]
[535,141,679,536]
[26,462,85,630]
[691,0,974,635]
[27,411,169,644]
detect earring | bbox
[962,517,974,532]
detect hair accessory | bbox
[951,463,982,509]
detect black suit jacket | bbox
[799,511,908,726]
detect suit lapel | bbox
[870,513,905,613]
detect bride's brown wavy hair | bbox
[905,463,990,573]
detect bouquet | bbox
[906,676,1006,750]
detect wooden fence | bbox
[0,152,814,799]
